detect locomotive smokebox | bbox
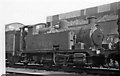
[76,25,104,49]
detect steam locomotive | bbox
[6,19,119,69]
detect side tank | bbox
[25,31,75,51]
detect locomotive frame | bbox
[5,2,120,69]
[5,20,119,69]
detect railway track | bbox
[6,67,80,76]
[6,63,120,76]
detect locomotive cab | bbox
[5,23,24,65]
